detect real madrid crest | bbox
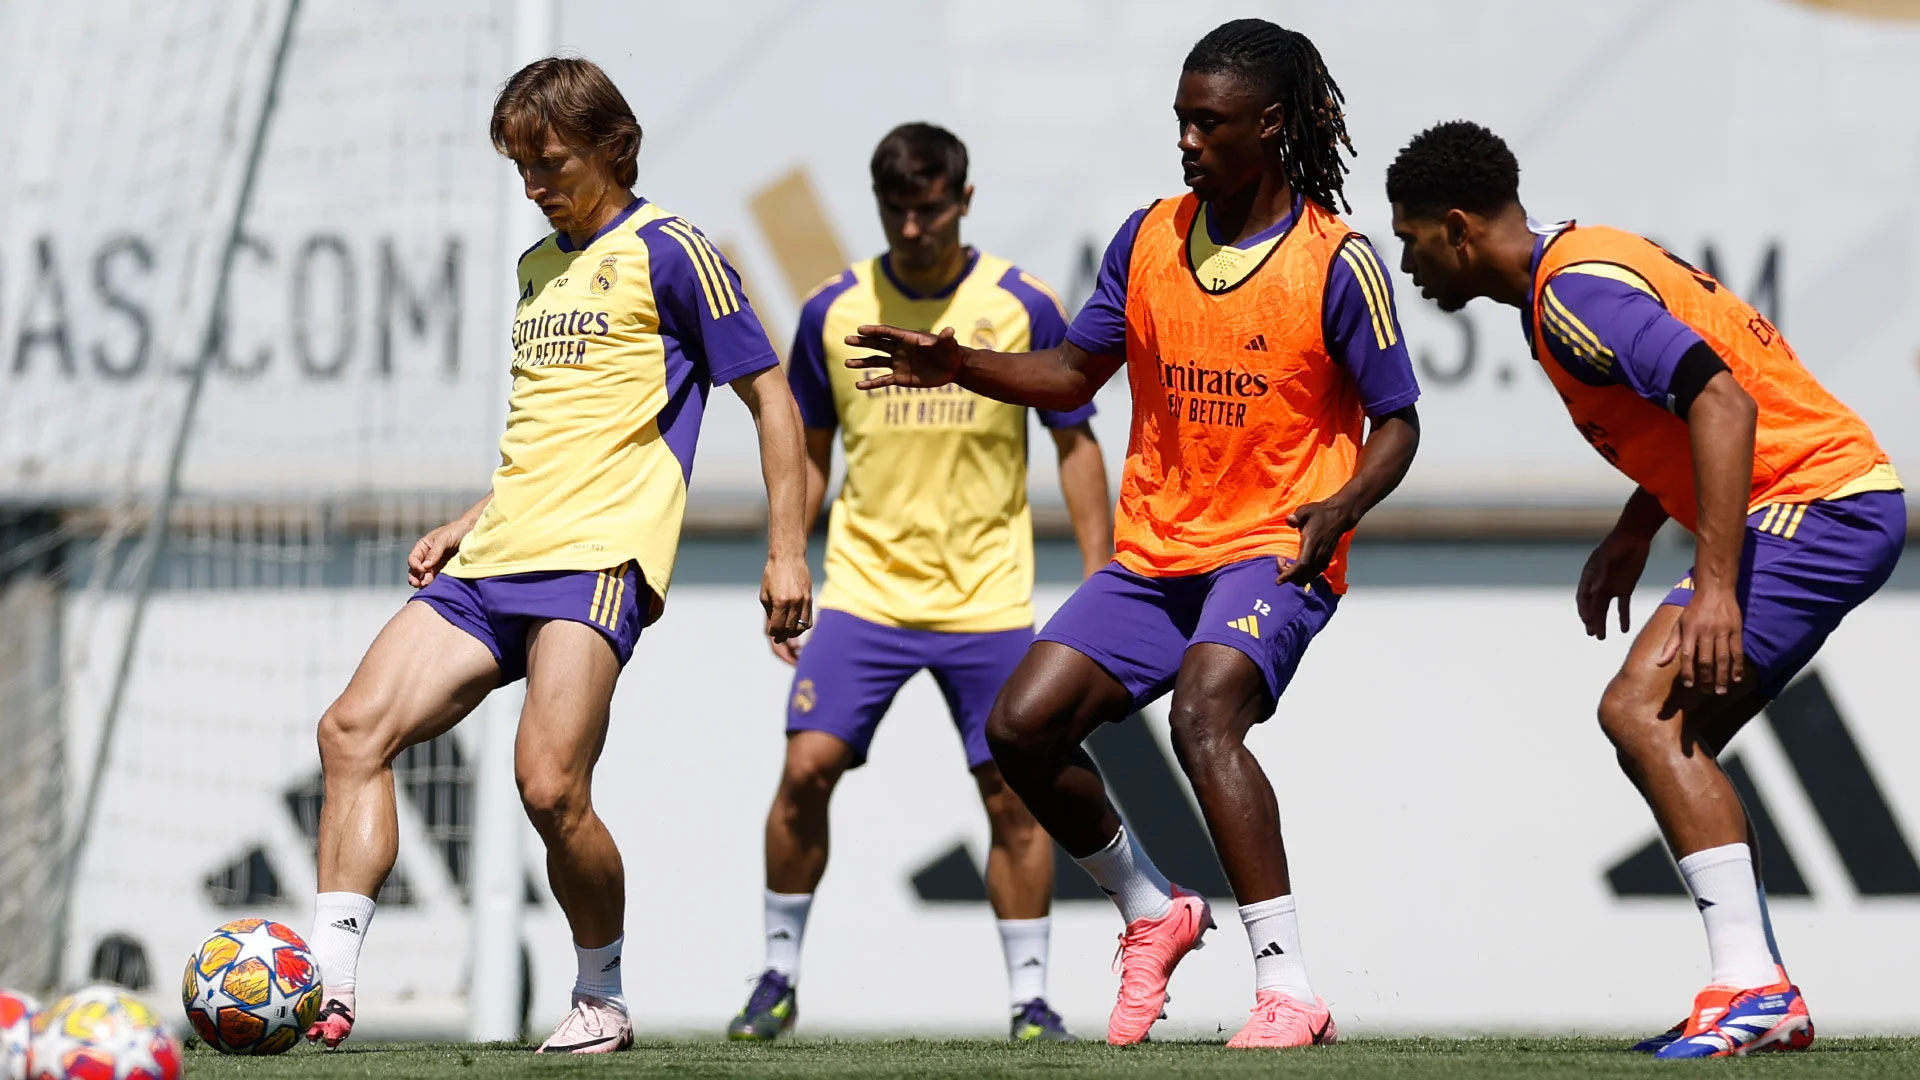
[970,317,997,350]
[592,256,619,295]
[792,678,817,714]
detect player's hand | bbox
[1576,528,1651,639]
[761,551,813,646]
[408,519,474,588]
[1658,582,1745,694]
[770,629,807,666]
[1277,496,1358,587]
[844,325,966,391]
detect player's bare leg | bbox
[1601,603,1810,1056]
[519,619,632,1053]
[763,732,857,895]
[977,763,1051,920]
[987,643,1209,1044]
[1165,643,1333,1047]
[985,644,1133,854]
[309,601,500,1045]
[1165,644,1289,900]
[975,762,1071,1040]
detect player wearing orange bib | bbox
[1387,121,1904,1058]
[847,21,1421,1047]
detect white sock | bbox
[1073,825,1173,924]
[1240,894,1314,1002]
[763,890,812,980]
[998,917,1050,1009]
[572,935,625,1010]
[1757,881,1784,968]
[308,892,375,998]
[1677,843,1777,988]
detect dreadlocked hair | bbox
[1183,18,1354,213]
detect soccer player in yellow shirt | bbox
[726,124,1112,1043]
[298,58,812,1054]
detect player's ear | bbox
[958,183,974,217]
[1444,208,1472,250]
[1258,102,1285,145]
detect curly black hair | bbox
[1183,19,1354,213]
[1385,120,1521,219]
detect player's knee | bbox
[1166,698,1239,772]
[316,695,389,774]
[777,754,841,809]
[984,692,1055,764]
[1597,676,1659,758]
[516,766,587,838]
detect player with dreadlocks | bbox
[843,19,1422,1047]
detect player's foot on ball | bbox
[1010,998,1074,1042]
[303,990,355,1049]
[536,994,633,1054]
[1653,978,1813,1059]
[1225,989,1337,1048]
[726,970,797,1041]
[1633,965,1800,1054]
[1108,884,1213,1046]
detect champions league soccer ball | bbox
[24,987,180,1080]
[181,918,322,1055]
[1,988,40,1080]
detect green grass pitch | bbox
[181,1037,1920,1078]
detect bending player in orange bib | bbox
[846,20,1421,1048]
[1387,121,1904,1059]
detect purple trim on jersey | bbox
[1323,236,1422,417]
[1659,491,1906,698]
[637,217,780,387]
[1065,206,1151,358]
[878,247,980,300]
[789,269,859,431]
[555,197,649,253]
[655,335,707,485]
[632,215,778,484]
[1204,194,1298,247]
[994,264,1096,428]
[1539,270,1705,407]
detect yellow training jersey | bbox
[788,249,1094,632]
[449,198,779,622]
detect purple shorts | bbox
[1663,490,1906,698]
[786,609,1033,770]
[412,562,648,684]
[1038,556,1339,711]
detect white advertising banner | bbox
[4,0,1918,508]
[61,584,1920,1036]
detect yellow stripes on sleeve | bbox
[660,219,741,319]
[587,564,630,630]
[1018,271,1068,319]
[1336,239,1398,350]
[1555,260,1659,297]
[1539,280,1615,372]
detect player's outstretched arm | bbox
[1658,369,1757,694]
[408,494,491,588]
[844,327,1123,413]
[1577,486,1667,640]
[1278,405,1421,586]
[733,365,815,646]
